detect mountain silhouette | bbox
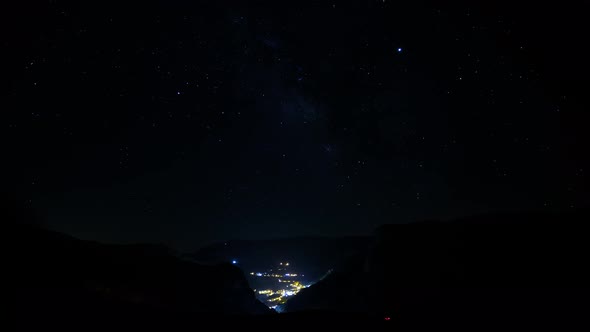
[283,210,590,330]
[6,224,272,322]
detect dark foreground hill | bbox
[5,224,272,321]
[283,210,590,330]
[4,225,389,330]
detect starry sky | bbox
[4,1,588,250]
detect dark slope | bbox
[5,225,272,320]
[283,210,590,330]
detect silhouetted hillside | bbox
[283,210,590,330]
[191,236,370,282]
[5,224,272,321]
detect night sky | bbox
[4,1,589,250]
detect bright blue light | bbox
[232,260,237,264]
[397,47,402,53]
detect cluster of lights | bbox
[249,261,310,308]
[255,280,308,303]
[250,272,303,278]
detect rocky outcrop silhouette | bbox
[5,224,272,321]
[283,210,590,330]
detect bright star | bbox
[397,47,402,53]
